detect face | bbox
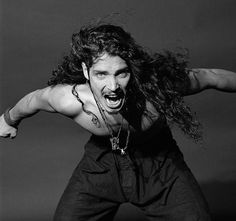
[83,53,131,114]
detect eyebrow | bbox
[115,67,130,75]
[93,67,130,75]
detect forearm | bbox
[187,68,236,95]
[1,85,76,138]
[8,88,55,124]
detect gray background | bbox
[1,0,236,220]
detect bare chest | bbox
[75,103,160,136]
[72,84,161,136]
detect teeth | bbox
[103,93,124,110]
[105,98,121,107]
[106,95,118,98]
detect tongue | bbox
[106,98,120,107]
[109,97,118,101]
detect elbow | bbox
[26,90,41,112]
[28,88,54,112]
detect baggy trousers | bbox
[53,127,211,221]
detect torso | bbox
[57,84,164,136]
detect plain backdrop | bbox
[1,0,236,220]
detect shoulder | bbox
[46,84,87,118]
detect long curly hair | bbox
[48,23,201,140]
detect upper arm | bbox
[33,85,82,118]
[184,69,217,96]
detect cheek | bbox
[119,77,130,90]
[90,80,105,94]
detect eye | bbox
[95,72,106,79]
[118,71,130,78]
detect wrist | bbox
[3,107,21,128]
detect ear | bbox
[82,62,89,80]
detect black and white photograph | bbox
[1,1,236,220]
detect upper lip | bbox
[103,91,124,98]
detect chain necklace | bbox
[115,125,130,155]
[91,88,130,155]
[96,98,130,155]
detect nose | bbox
[107,76,119,91]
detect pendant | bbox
[110,137,119,150]
[120,149,126,155]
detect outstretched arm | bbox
[185,69,236,95]
[0,85,81,138]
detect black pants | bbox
[53,133,211,221]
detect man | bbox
[1,24,236,220]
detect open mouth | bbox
[103,93,124,109]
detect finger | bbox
[0,133,9,138]
[10,133,17,139]
[1,135,10,138]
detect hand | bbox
[0,114,18,139]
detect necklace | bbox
[115,126,130,155]
[92,92,130,155]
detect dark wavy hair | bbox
[48,23,201,140]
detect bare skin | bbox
[0,83,159,137]
[0,53,236,139]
